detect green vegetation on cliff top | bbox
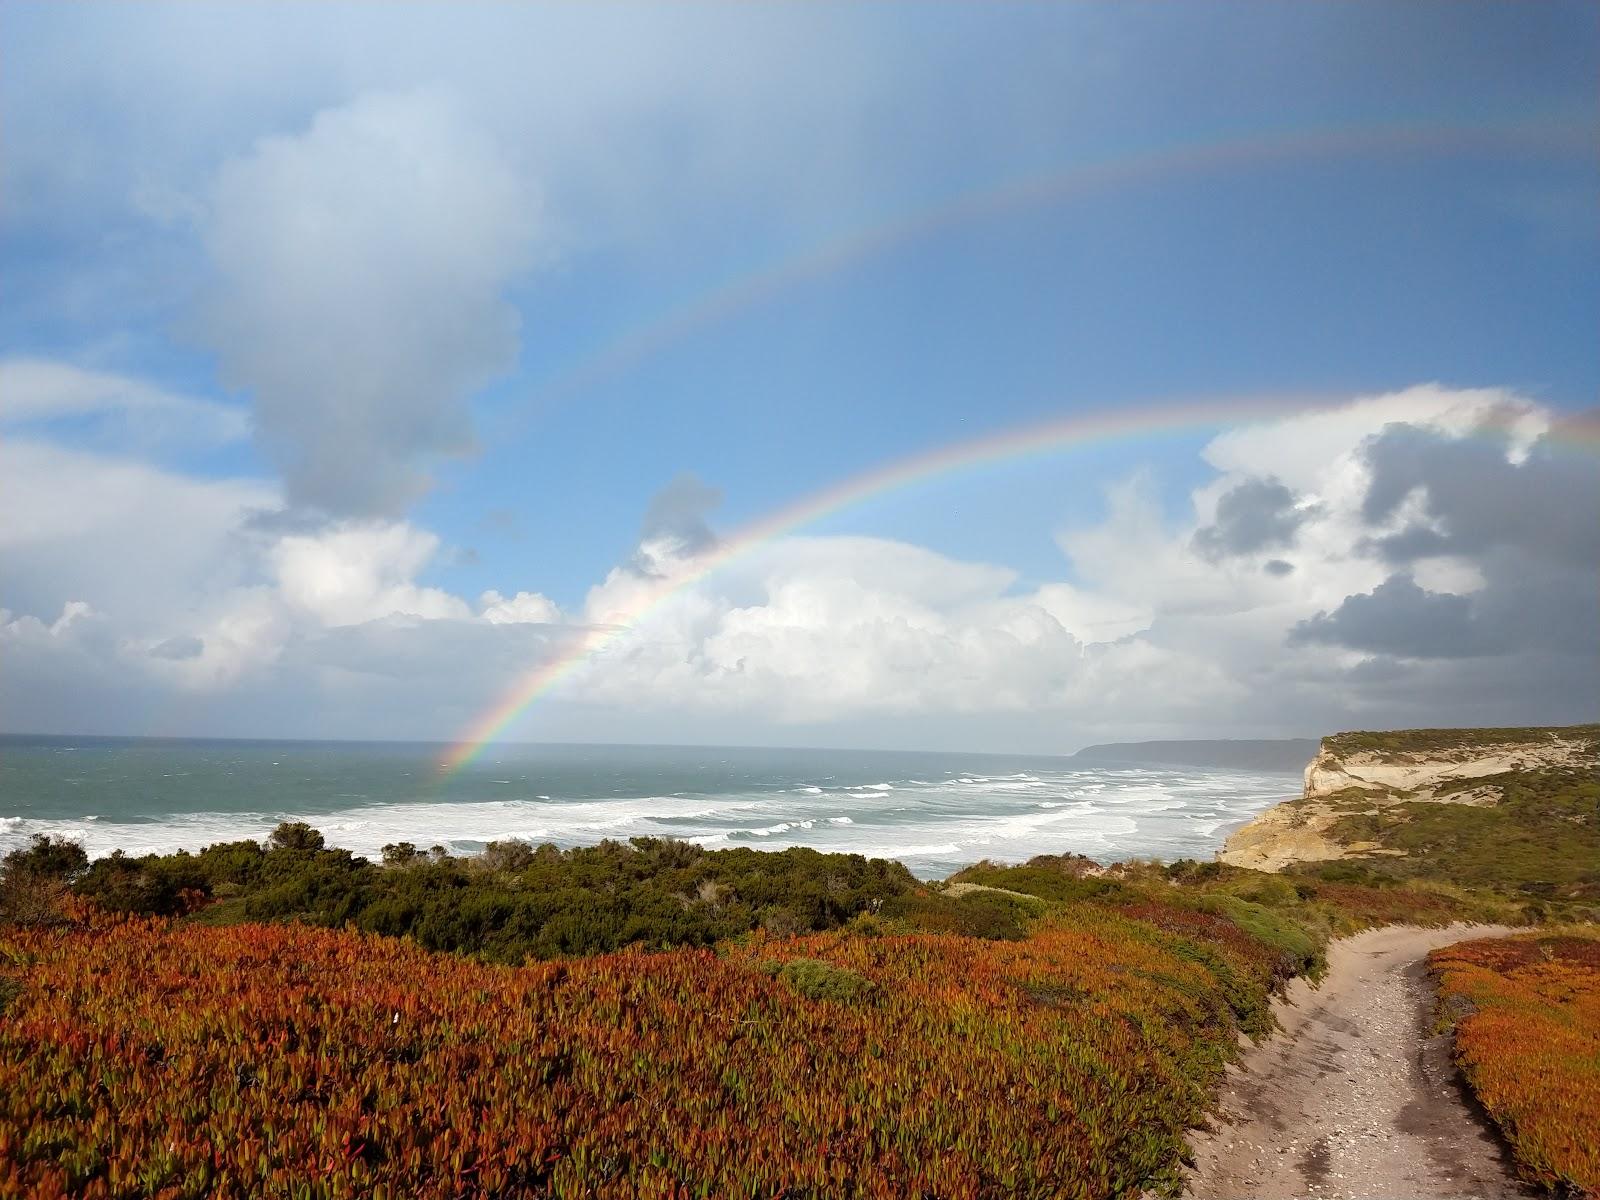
[1322,723,1598,757]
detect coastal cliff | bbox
[1219,725,1599,873]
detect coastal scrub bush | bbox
[1430,930,1600,1197]
[1324,723,1598,757]
[1323,764,1600,902]
[947,853,1122,904]
[1,836,90,927]
[1193,893,1322,980]
[1,834,88,882]
[69,833,919,962]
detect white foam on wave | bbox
[0,761,1296,879]
[874,841,964,860]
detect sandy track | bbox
[1185,924,1531,1200]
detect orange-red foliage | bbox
[1430,931,1600,1198]
[0,904,1275,1199]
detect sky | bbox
[2,2,1597,754]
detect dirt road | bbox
[1185,924,1530,1200]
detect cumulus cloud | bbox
[269,522,471,627]
[1291,574,1488,658]
[1,385,1593,747]
[1286,414,1600,671]
[148,634,204,661]
[481,590,563,625]
[199,90,538,517]
[0,436,276,630]
[1358,416,1600,568]
[567,536,1084,721]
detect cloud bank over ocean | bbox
[5,383,1594,750]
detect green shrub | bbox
[2,835,88,883]
[73,833,917,963]
[778,958,876,1003]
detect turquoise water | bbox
[0,735,1297,879]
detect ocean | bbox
[0,735,1298,880]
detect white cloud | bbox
[1,386,1591,747]
[0,600,98,641]
[1201,384,1548,491]
[0,436,276,628]
[481,590,563,625]
[270,522,471,627]
[0,357,250,448]
[200,89,539,516]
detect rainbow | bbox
[441,393,1597,771]
[442,392,1324,771]
[442,117,1592,771]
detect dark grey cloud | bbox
[1291,574,1488,658]
[1286,416,1600,698]
[1359,417,1600,567]
[1293,548,1597,665]
[1263,559,1295,577]
[1192,477,1313,560]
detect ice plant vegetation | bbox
[0,879,1368,1199]
[1430,930,1600,1198]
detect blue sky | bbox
[2,3,1596,750]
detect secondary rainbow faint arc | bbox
[502,120,1587,425]
[442,394,1319,772]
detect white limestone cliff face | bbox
[1302,736,1586,802]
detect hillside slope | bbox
[1219,726,1599,907]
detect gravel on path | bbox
[1185,923,1532,1200]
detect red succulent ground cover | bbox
[1,901,1283,1199]
[1430,930,1600,1198]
